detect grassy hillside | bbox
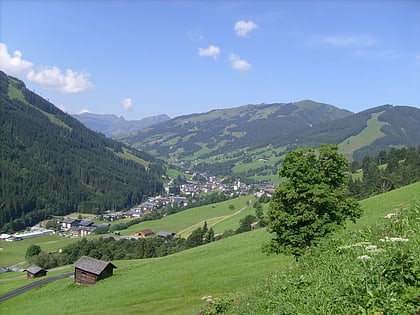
[1,182,419,314]
[338,112,387,161]
[232,185,420,314]
[120,195,255,237]
[1,229,290,315]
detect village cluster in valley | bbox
[0,176,275,242]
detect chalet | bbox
[78,220,93,228]
[25,265,47,279]
[123,210,142,218]
[170,196,188,207]
[139,201,156,212]
[154,196,170,207]
[102,213,120,221]
[134,229,155,238]
[74,256,117,285]
[60,218,80,230]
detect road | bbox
[0,272,73,302]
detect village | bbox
[0,175,274,242]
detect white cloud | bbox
[79,108,91,114]
[121,98,133,111]
[0,42,93,94]
[27,67,93,94]
[0,42,33,76]
[234,20,257,37]
[416,54,420,60]
[316,35,377,47]
[198,45,221,59]
[229,53,252,72]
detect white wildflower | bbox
[379,237,409,243]
[365,245,378,251]
[338,242,371,249]
[357,255,371,260]
[384,212,398,219]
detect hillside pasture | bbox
[0,229,291,315]
[339,112,387,161]
[121,195,254,237]
[1,182,419,314]
[0,235,77,267]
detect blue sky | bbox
[1,1,419,120]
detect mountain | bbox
[120,100,353,159]
[0,71,165,232]
[73,112,171,138]
[119,101,420,180]
[290,104,420,161]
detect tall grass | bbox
[230,198,419,314]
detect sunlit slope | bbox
[338,112,387,161]
[120,195,255,237]
[2,182,419,314]
[1,228,291,315]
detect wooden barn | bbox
[134,229,155,238]
[74,256,117,285]
[25,265,47,279]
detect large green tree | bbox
[265,144,362,258]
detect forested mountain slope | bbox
[118,100,420,180]
[291,105,420,160]
[0,71,165,232]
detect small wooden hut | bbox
[133,229,155,238]
[25,265,47,279]
[74,256,117,285]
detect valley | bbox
[1,71,419,314]
[1,182,418,314]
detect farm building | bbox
[134,229,155,238]
[157,231,176,239]
[25,265,47,279]
[74,256,117,285]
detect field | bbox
[119,195,255,237]
[0,235,78,267]
[1,182,419,314]
[338,112,386,161]
[1,229,290,315]
[0,195,255,268]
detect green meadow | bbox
[1,182,419,314]
[1,229,290,315]
[120,194,255,237]
[338,112,386,161]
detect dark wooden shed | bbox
[25,265,47,279]
[74,256,117,285]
